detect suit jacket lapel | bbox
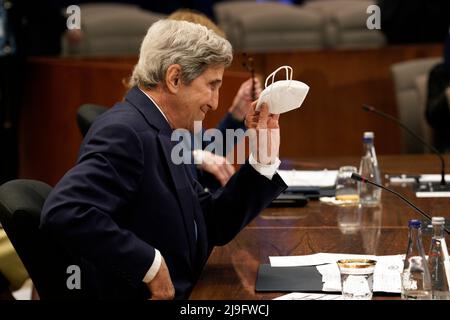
[125,86,172,136]
[125,87,199,269]
[158,134,198,268]
[182,168,209,269]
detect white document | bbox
[277,170,338,188]
[316,264,341,292]
[416,191,450,198]
[269,252,376,267]
[274,292,344,300]
[389,175,417,184]
[270,253,325,267]
[419,174,450,183]
[270,253,404,293]
[317,255,403,293]
[416,174,450,198]
[372,255,403,293]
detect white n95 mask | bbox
[256,65,309,114]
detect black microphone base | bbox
[414,182,450,197]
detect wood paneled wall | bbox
[19,58,247,185]
[230,44,443,158]
[19,44,443,185]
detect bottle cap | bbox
[432,216,445,225]
[363,132,374,143]
[408,219,421,228]
[363,132,374,139]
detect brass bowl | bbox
[337,259,377,269]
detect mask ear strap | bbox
[286,66,293,88]
[265,69,276,89]
[265,65,292,88]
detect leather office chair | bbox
[0,180,87,299]
[61,3,166,57]
[76,103,108,137]
[391,57,443,153]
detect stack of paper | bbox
[274,292,344,300]
[420,174,450,183]
[269,253,403,293]
[277,170,338,188]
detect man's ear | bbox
[165,64,182,93]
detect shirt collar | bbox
[139,88,170,125]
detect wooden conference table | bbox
[189,154,450,300]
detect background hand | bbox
[229,77,262,121]
[65,29,83,45]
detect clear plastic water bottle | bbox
[401,219,432,300]
[358,131,381,206]
[428,216,450,300]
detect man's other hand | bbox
[229,77,262,121]
[147,257,175,300]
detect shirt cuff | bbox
[249,153,281,180]
[142,249,162,283]
[192,149,204,167]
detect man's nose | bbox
[209,90,219,111]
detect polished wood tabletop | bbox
[189,155,450,300]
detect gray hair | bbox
[130,19,233,88]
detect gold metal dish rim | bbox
[337,259,377,268]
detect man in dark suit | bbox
[40,19,286,300]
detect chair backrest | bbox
[76,103,108,137]
[61,3,166,57]
[0,180,86,299]
[391,57,443,153]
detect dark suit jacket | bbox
[40,86,286,299]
